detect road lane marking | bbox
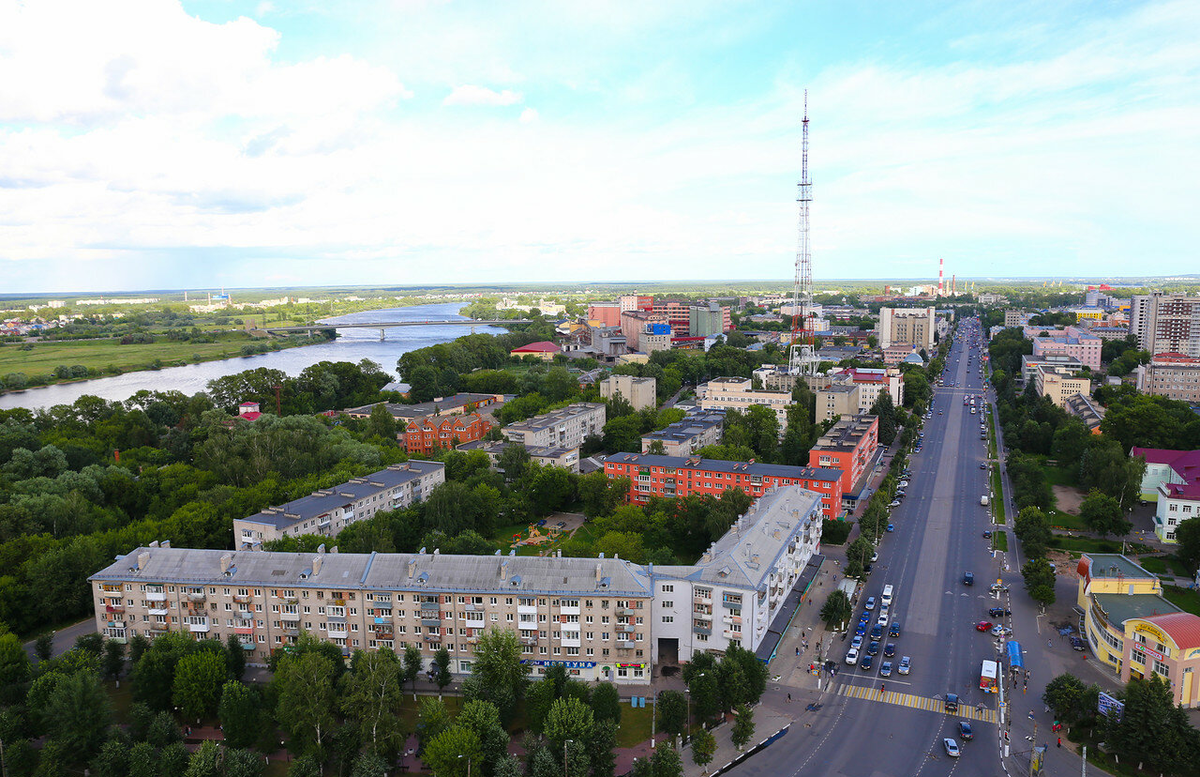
[836,683,998,724]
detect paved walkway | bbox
[680,707,792,777]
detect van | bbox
[881,585,894,607]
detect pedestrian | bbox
[787,693,792,703]
[1047,639,1052,648]
[1057,737,1061,748]
[880,684,885,694]
[796,647,800,656]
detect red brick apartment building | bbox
[404,413,491,455]
[809,414,879,497]
[603,453,844,519]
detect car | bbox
[1071,636,1087,651]
[988,607,1011,617]
[990,582,1009,593]
[845,647,859,665]
[879,604,890,620]
[943,738,960,757]
[860,654,873,670]
[982,530,992,538]
[964,572,975,586]
[980,462,987,469]
[899,480,909,488]
[865,596,876,611]
[877,613,889,627]
[880,661,893,677]
[851,635,864,649]
[888,501,901,508]
[556,521,566,528]
[992,624,1012,637]
[889,622,901,637]
[895,489,906,497]
[959,721,974,740]
[884,642,896,657]
[859,611,870,623]
[855,623,867,636]
[938,410,943,414]
[867,640,879,656]
[976,620,994,632]
[870,625,883,640]
[886,523,895,532]
[870,552,879,563]
[898,655,912,676]
[537,519,547,526]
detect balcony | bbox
[284,597,299,605]
[146,590,167,602]
[693,595,712,606]
[693,611,712,621]
[421,617,442,628]
[332,598,346,607]
[521,636,538,646]
[693,623,712,636]
[327,624,348,636]
[236,610,253,621]
[326,612,347,622]
[517,604,537,616]
[373,601,393,611]
[108,621,126,630]
[101,585,122,594]
[723,615,742,626]
[424,634,441,643]
[723,629,741,640]
[233,594,252,604]
[103,590,123,599]
[188,622,210,633]
[617,640,635,650]
[420,600,440,611]
[148,607,169,617]
[373,629,394,640]
[616,607,630,617]
[234,626,254,635]
[373,616,392,625]
[283,626,300,637]
[105,604,125,614]
[519,622,537,632]
[617,624,634,633]
[280,611,301,622]
[561,635,581,648]
[559,605,580,616]
[721,599,742,610]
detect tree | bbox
[286,755,323,777]
[91,738,130,777]
[422,725,482,777]
[129,634,149,663]
[403,643,423,697]
[0,631,31,696]
[591,682,622,724]
[172,650,226,721]
[1105,675,1200,772]
[274,650,338,755]
[1014,506,1052,559]
[650,740,683,777]
[870,392,897,447]
[1043,673,1099,726]
[463,629,528,724]
[691,728,717,771]
[434,646,452,694]
[416,697,451,755]
[184,740,222,777]
[34,633,53,662]
[127,741,157,777]
[1022,558,1057,607]
[544,696,595,751]
[219,680,263,749]
[367,404,399,440]
[657,690,687,738]
[148,710,184,747]
[525,678,556,734]
[101,638,126,681]
[224,748,266,777]
[159,742,191,777]
[588,719,618,777]
[731,704,755,751]
[225,634,246,681]
[820,589,852,628]
[350,752,388,777]
[1176,516,1200,575]
[342,649,405,755]
[1079,490,1131,538]
[682,654,720,724]
[44,670,112,759]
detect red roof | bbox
[511,341,560,353]
[1141,612,1200,650]
[1133,448,1200,486]
[238,411,262,421]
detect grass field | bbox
[1041,465,1079,488]
[1138,555,1191,578]
[992,531,1008,552]
[0,334,288,384]
[1163,585,1200,616]
[1046,510,1088,531]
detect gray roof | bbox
[458,439,576,460]
[814,415,877,452]
[239,461,444,529]
[606,452,842,482]
[1084,553,1155,580]
[90,546,653,598]
[653,486,822,590]
[1093,593,1181,627]
[504,403,605,433]
[345,394,499,420]
[641,410,725,444]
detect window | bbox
[662,601,673,609]
[662,616,674,623]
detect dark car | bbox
[1071,636,1087,651]
[982,530,992,538]
[860,654,874,670]
[959,721,974,740]
[988,607,1011,617]
[870,625,883,640]
[889,622,901,637]
[964,572,974,586]
[945,693,959,712]
[884,642,896,657]
[867,641,879,656]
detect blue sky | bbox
[0,0,1197,293]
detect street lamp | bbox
[458,754,472,777]
[564,739,574,777]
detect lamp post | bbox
[458,754,472,777]
[564,739,574,777]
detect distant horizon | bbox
[3,275,1199,301]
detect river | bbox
[0,302,507,411]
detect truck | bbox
[980,495,989,506]
[979,660,999,693]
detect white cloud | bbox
[518,108,539,124]
[442,85,524,107]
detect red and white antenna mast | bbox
[789,91,818,376]
[938,257,944,296]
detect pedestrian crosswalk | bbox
[837,683,998,723]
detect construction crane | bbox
[789,91,819,377]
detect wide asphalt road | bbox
[728,320,1006,777]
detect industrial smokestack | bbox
[938,257,944,296]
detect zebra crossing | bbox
[837,683,998,723]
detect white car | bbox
[898,480,909,488]
[888,500,901,508]
[876,612,889,627]
[845,647,860,665]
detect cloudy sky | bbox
[1,0,1198,293]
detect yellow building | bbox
[1077,554,1200,708]
[1035,365,1092,409]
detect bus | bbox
[980,660,999,693]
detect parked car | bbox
[867,641,879,656]
[865,596,876,611]
[851,635,863,649]
[884,642,896,657]
[870,625,883,640]
[886,524,895,532]
[987,607,1011,617]
[1071,636,1087,651]
[888,501,901,508]
[991,624,1012,637]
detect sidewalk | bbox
[679,707,793,777]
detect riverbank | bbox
[0,331,330,394]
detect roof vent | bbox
[149,540,159,548]
[317,544,326,555]
[407,559,416,579]
[161,540,170,549]
[220,553,233,574]
[313,555,323,575]
[137,551,150,570]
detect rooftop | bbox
[650,486,823,589]
[814,415,878,451]
[1078,553,1156,582]
[1093,592,1181,628]
[606,452,842,482]
[1138,612,1200,650]
[345,393,500,420]
[503,402,605,433]
[641,411,725,443]
[511,341,560,353]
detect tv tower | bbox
[789,91,819,376]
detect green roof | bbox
[1094,593,1181,627]
[1085,553,1155,580]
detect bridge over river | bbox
[265,319,530,340]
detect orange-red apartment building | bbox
[603,453,844,519]
[404,413,491,455]
[809,414,879,503]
